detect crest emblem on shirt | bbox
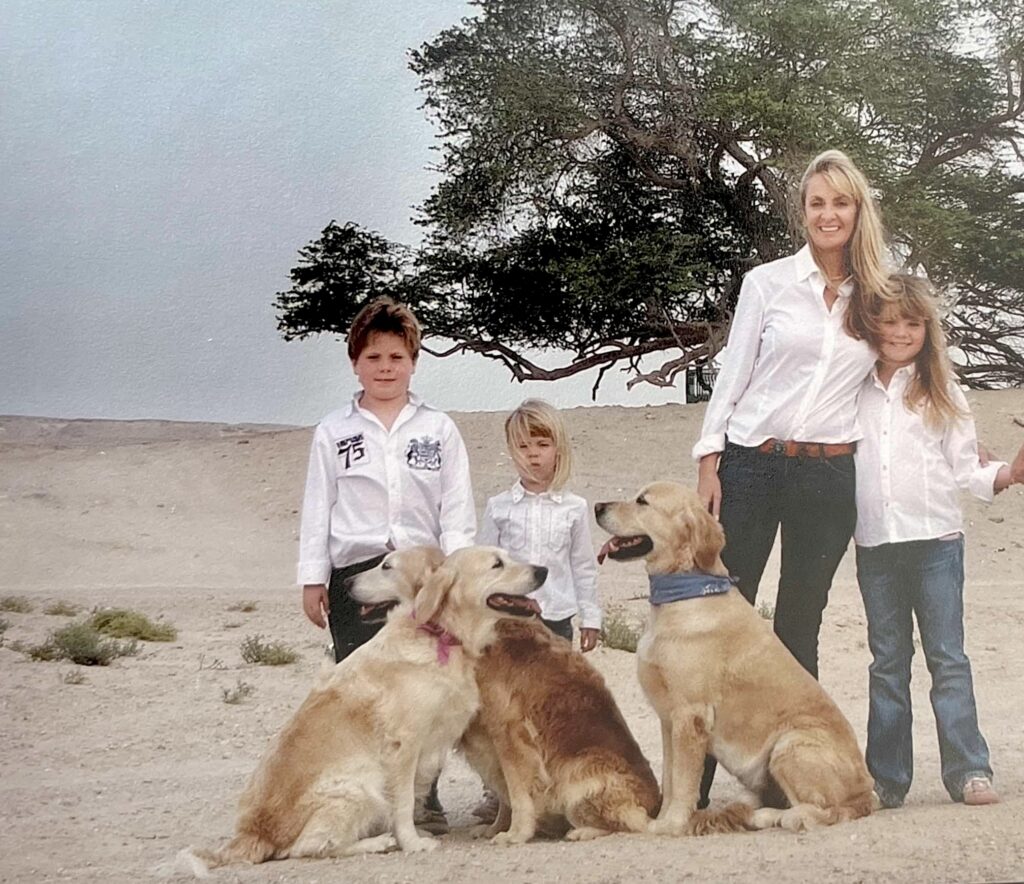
[406,436,441,471]
[335,433,368,469]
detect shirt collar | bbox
[871,362,916,390]
[344,390,424,418]
[510,478,563,503]
[794,244,854,298]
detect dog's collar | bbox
[415,618,462,664]
[648,572,736,606]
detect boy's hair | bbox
[504,399,573,491]
[347,297,421,362]
[875,274,964,429]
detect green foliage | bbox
[277,0,1024,391]
[0,595,33,614]
[757,600,776,620]
[240,634,299,666]
[221,679,256,704]
[600,608,642,653]
[27,623,139,666]
[44,601,82,617]
[87,608,177,642]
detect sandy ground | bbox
[2,394,1024,884]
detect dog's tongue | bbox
[597,538,617,565]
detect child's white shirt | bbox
[296,392,476,585]
[478,480,601,629]
[854,365,1006,548]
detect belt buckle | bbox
[772,440,787,456]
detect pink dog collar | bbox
[415,618,462,665]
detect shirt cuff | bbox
[580,613,602,630]
[971,461,1008,502]
[692,434,726,461]
[297,561,332,586]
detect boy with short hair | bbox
[297,296,476,662]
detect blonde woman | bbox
[855,274,1024,809]
[479,399,601,652]
[691,150,890,805]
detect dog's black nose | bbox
[594,502,607,517]
[532,565,548,586]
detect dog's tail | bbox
[747,791,877,833]
[176,832,277,877]
[686,802,757,836]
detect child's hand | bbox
[580,627,599,653]
[303,584,329,628]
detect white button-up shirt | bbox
[478,480,601,629]
[693,245,876,459]
[854,366,1006,547]
[296,393,476,585]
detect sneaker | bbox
[414,807,450,835]
[962,776,1000,806]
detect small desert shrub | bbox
[44,600,82,617]
[62,668,87,685]
[88,608,177,642]
[226,601,258,613]
[600,609,642,653]
[222,679,256,704]
[757,600,775,620]
[240,634,298,666]
[0,617,9,644]
[197,655,227,671]
[28,622,139,666]
[0,595,33,614]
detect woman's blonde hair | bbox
[874,274,964,429]
[504,399,573,490]
[799,150,892,340]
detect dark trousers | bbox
[327,553,387,663]
[700,441,857,805]
[541,616,573,642]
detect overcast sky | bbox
[0,1,682,424]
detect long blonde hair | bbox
[504,399,573,490]
[875,274,964,429]
[799,150,892,340]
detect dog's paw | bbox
[491,830,530,847]
[647,816,688,837]
[400,835,438,853]
[565,826,608,842]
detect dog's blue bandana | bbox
[648,572,736,606]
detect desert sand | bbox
[1,394,1023,883]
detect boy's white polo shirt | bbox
[854,366,1005,547]
[297,393,475,585]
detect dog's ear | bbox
[414,565,456,625]
[692,506,726,572]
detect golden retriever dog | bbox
[460,618,661,845]
[183,546,544,872]
[595,482,876,835]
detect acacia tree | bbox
[276,0,1024,392]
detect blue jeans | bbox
[856,537,992,803]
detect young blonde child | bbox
[478,399,601,652]
[854,274,1024,809]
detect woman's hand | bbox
[697,453,723,518]
[580,627,599,653]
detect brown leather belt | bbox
[756,438,857,458]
